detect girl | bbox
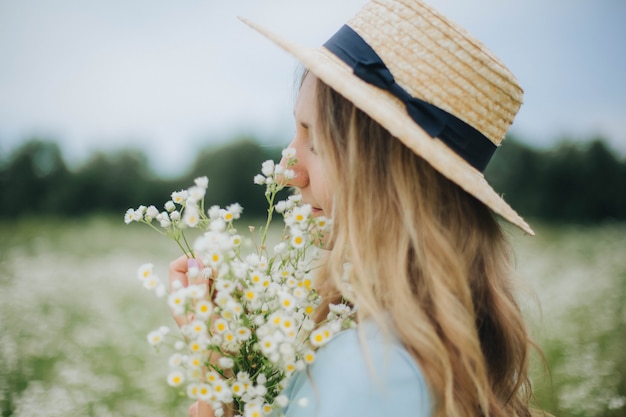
[172,0,541,416]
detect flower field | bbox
[1,216,624,417]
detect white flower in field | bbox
[253,174,265,185]
[261,160,275,177]
[282,147,296,159]
[164,200,176,212]
[221,209,235,222]
[159,218,171,228]
[188,353,204,369]
[273,242,287,254]
[197,383,213,401]
[292,287,306,300]
[230,234,242,247]
[218,357,234,369]
[194,176,209,189]
[147,330,164,346]
[273,164,284,176]
[275,200,287,213]
[231,381,245,397]
[195,300,213,319]
[186,284,206,299]
[183,206,200,228]
[137,263,154,281]
[242,288,258,304]
[290,232,306,249]
[168,353,183,367]
[275,395,289,408]
[124,208,135,224]
[212,379,231,402]
[188,185,206,203]
[205,207,221,223]
[213,318,229,334]
[279,291,297,311]
[283,169,295,180]
[130,208,143,222]
[215,280,235,295]
[167,291,186,315]
[244,402,263,417]
[210,219,226,232]
[145,205,159,220]
[170,210,181,221]
[301,318,315,332]
[174,341,185,350]
[309,327,330,347]
[187,383,199,399]
[303,350,315,365]
[167,369,185,387]
[143,275,159,290]
[259,335,277,355]
[155,284,166,298]
[206,370,222,384]
[174,190,190,204]
[226,203,243,217]
[188,320,207,337]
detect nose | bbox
[279,144,308,189]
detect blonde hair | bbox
[309,74,536,417]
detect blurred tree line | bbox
[0,135,624,222]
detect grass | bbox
[0,216,624,416]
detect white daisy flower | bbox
[124,208,135,224]
[167,291,185,315]
[290,232,306,249]
[183,206,200,228]
[197,383,213,401]
[218,357,234,369]
[171,190,188,205]
[187,185,205,203]
[259,335,277,355]
[147,330,164,346]
[253,174,266,185]
[137,263,154,281]
[188,320,207,337]
[226,203,243,218]
[195,300,213,319]
[281,147,296,160]
[261,160,274,177]
[213,318,229,334]
[275,395,289,408]
[145,205,159,220]
[274,200,287,213]
[194,176,209,189]
[283,169,295,180]
[164,200,176,212]
[167,369,185,387]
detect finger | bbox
[189,401,197,417]
[169,255,190,291]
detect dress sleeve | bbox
[281,328,432,417]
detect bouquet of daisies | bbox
[125,149,354,417]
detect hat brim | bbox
[240,17,534,236]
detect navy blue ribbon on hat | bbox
[323,25,496,172]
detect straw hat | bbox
[240,0,533,235]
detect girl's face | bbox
[281,74,332,218]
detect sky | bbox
[1,0,625,176]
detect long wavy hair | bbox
[307,73,537,417]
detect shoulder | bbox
[282,323,432,417]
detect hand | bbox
[169,255,210,328]
[189,400,214,417]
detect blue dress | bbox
[278,322,433,417]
